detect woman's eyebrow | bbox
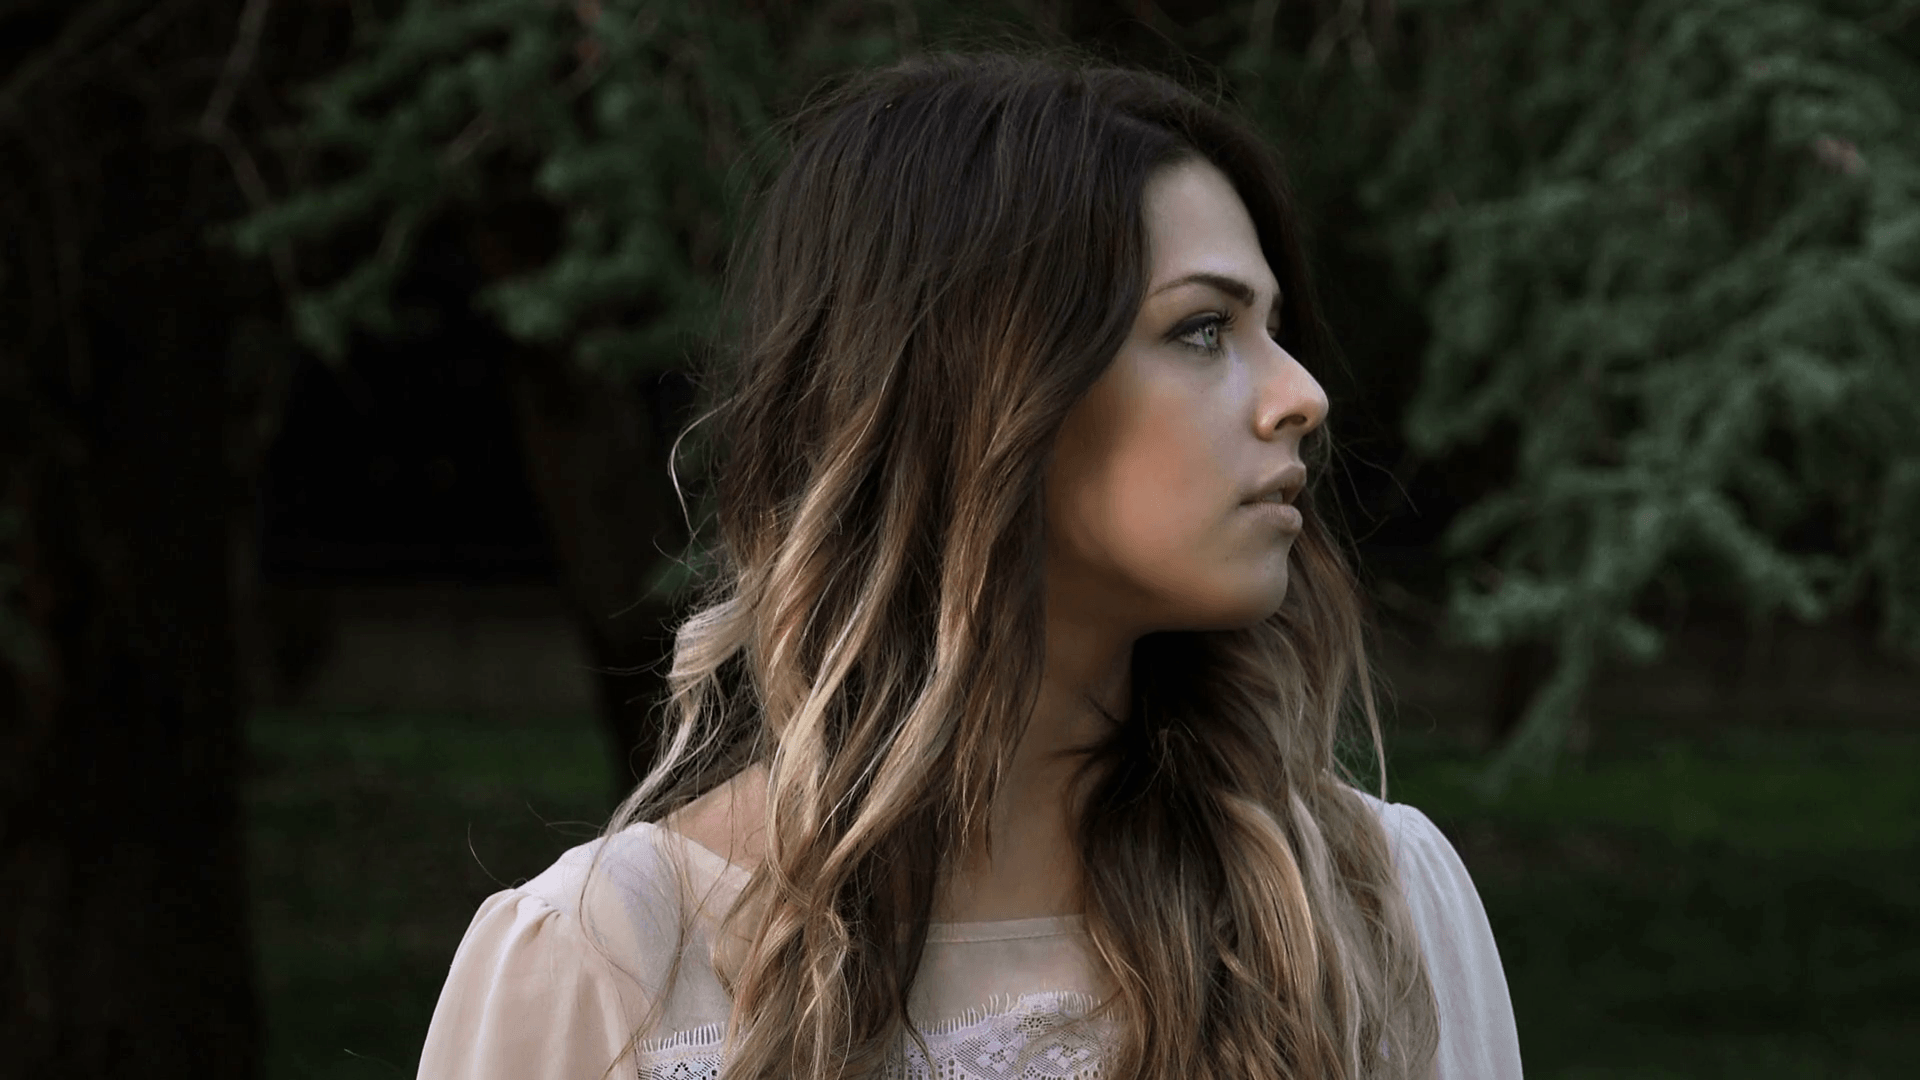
[1148,271,1283,314]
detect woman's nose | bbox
[1260,346,1328,441]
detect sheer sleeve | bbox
[415,887,637,1080]
[1381,800,1525,1080]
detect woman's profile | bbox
[417,47,1522,1080]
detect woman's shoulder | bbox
[512,815,748,944]
[417,819,747,1077]
[1341,784,1525,1077]
[1336,784,1491,950]
[1340,783,1454,870]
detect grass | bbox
[246,708,1920,1078]
[1378,727,1920,1078]
[246,708,616,1080]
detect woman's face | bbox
[1044,157,1328,637]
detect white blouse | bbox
[415,789,1523,1079]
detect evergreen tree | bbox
[1354,0,1920,789]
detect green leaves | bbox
[222,0,842,379]
[1370,0,1920,790]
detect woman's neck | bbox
[662,652,1129,924]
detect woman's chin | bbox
[1183,578,1290,631]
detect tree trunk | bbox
[0,246,265,1079]
[1486,638,1591,756]
[458,202,699,801]
[1486,639,1554,748]
[0,2,321,1071]
[502,341,697,801]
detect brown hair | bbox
[584,45,1440,1080]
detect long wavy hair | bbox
[579,46,1440,1080]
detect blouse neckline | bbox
[636,821,1088,940]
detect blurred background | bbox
[2,0,1916,1077]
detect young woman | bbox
[418,49,1522,1080]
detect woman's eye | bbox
[1174,312,1283,355]
[1177,313,1234,354]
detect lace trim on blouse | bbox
[635,989,1114,1080]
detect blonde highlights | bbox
[582,47,1440,1080]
